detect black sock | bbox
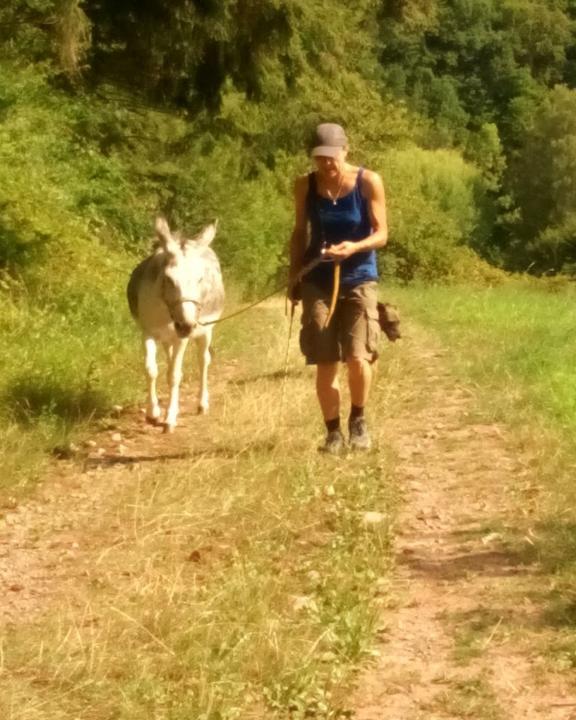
[350,404,364,420]
[325,417,340,433]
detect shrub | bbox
[372,147,497,282]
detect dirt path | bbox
[2,318,576,717]
[0,360,239,625]
[351,336,576,719]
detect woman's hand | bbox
[323,241,357,261]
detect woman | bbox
[288,123,388,453]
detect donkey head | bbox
[155,217,218,338]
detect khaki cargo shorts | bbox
[299,281,380,365]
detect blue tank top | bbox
[303,168,378,288]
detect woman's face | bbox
[313,149,347,178]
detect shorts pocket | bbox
[366,306,381,360]
[299,321,315,359]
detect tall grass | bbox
[394,281,576,433]
[1,272,140,492]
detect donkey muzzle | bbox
[174,321,194,338]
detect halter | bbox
[162,296,203,329]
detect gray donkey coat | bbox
[127,217,225,432]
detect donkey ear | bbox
[196,220,218,246]
[155,216,180,256]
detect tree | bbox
[378,0,576,146]
[510,85,576,272]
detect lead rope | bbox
[324,263,340,328]
[317,199,340,329]
[198,285,283,327]
[280,300,296,412]
[198,255,326,327]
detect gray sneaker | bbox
[319,429,345,455]
[349,417,371,450]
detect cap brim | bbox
[310,146,343,158]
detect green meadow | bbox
[396,282,576,438]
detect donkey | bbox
[127,217,225,432]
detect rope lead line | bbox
[199,255,330,327]
[198,285,285,326]
[324,263,340,328]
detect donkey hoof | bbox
[146,415,162,426]
[163,423,176,434]
[197,405,208,415]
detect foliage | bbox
[372,147,500,282]
[376,0,576,272]
[378,0,575,142]
[0,62,146,286]
[78,0,382,113]
[0,0,56,63]
[7,0,576,281]
[509,85,576,273]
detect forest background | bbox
[2,0,576,480]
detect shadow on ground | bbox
[5,376,108,426]
[230,368,304,386]
[399,546,537,581]
[82,438,281,470]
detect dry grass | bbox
[0,301,402,719]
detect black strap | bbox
[306,171,318,219]
[308,171,316,193]
[307,172,327,247]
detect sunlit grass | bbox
[0,280,140,493]
[393,281,576,433]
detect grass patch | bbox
[393,281,576,435]
[0,278,140,494]
[450,608,516,665]
[430,676,504,719]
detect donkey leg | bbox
[196,328,212,415]
[164,338,188,433]
[144,337,162,423]
[162,342,173,364]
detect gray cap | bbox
[310,123,348,158]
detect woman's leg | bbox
[346,356,372,408]
[316,362,340,420]
[300,282,343,452]
[340,283,380,449]
[316,362,344,452]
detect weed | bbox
[431,676,504,719]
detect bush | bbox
[372,147,497,282]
